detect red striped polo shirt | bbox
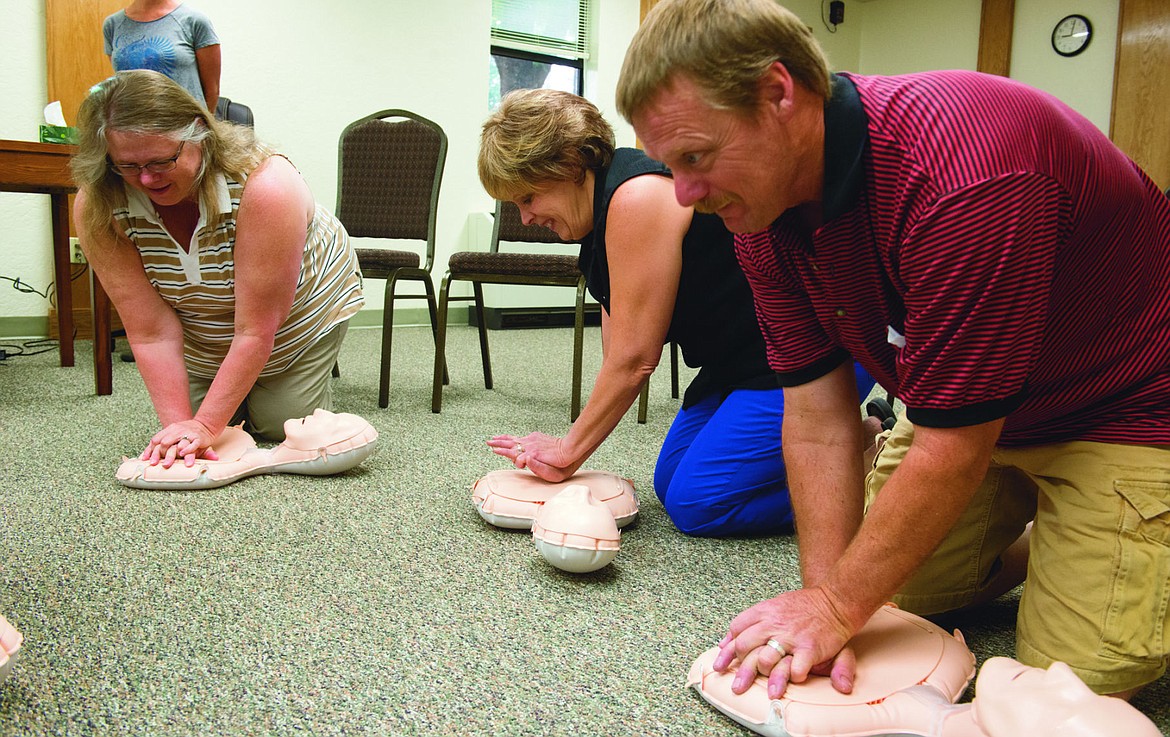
[735,71,1170,446]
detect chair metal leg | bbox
[423,275,449,385]
[570,279,586,422]
[377,274,399,408]
[472,282,493,390]
[637,377,649,424]
[431,274,453,413]
[670,340,680,399]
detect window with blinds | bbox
[490,0,591,60]
[489,0,590,108]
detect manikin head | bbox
[973,657,1160,737]
[281,409,370,451]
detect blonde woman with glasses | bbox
[72,70,363,469]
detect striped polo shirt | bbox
[735,71,1170,446]
[115,168,364,379]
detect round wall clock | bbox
[1051,14,1092,57]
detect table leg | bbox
[90,268,112,396]
[50,192,74,367]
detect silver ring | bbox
[766,639,787,658]
[516,443,524,454]
[180,435,191,442]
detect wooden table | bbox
[0,139,112,395]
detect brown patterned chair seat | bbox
[354,247,422,277]
[446,251,579,278]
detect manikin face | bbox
[282,409,365,451]
[973,658,1160,737]
[633,72,808,234]
[511,174,595,242]
[105,129,202,208]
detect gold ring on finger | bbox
[766,639,787,658]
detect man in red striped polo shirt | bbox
[617,0,1170,705]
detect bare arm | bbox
[491,175,689,480]
[782,362,871,587]
[190,156,312,440]
[560,176,687,457]
[819,416,1003,630]
[714,361,1003,698]
[73,191,192,427]
[195,44,221,115]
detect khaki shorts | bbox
[188,321,349,442]
[866,417,1170,694]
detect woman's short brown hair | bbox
[478,89,615,201]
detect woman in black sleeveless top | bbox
[479,90,875,536]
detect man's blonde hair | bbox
[478,89,615,201]
[616,0,831,122]
[72,69,272,241]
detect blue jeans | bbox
[654,363,876,537]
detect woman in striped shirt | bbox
[72,70,363,470]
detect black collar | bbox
[822,73,868,223]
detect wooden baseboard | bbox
[46,307,124,340]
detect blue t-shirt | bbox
[103,4,219,108]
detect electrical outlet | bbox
[70,237,86,264]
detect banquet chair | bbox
[431,199,586,420]
[214,97,254,126]
[335,109,447,408]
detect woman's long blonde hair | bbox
[72,69,272,242]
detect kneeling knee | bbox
[662,495,723,537]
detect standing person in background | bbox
[104,0,220,114]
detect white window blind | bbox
[491,0,591,60]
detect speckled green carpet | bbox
[0,325,1165,735]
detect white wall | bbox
[200,0,495,318]
[0,0,643,332]
[1010,0,1118,132]
[0,1,54,328]
[855,0,982,73]
[854,0,1118,134]
[787,0,864,72]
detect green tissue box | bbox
[38,124,78,145]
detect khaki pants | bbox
[866,417,1170,694]
[188,322,349,442]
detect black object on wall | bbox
[829,1,845,26]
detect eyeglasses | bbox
[109,141,186,177]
